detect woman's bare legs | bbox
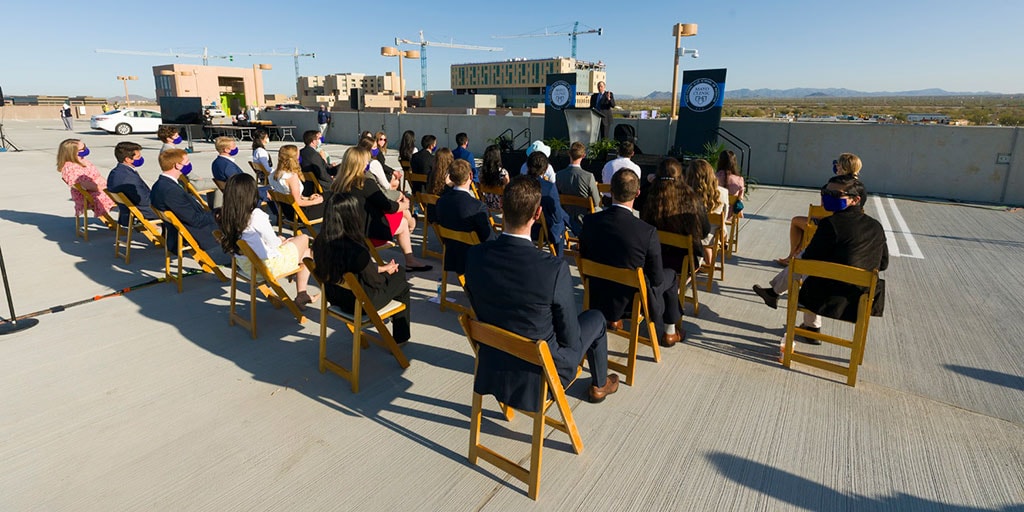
[777,216,808,265]
[393,218,428,267]
[286,234,318,308]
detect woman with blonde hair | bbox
[57,138,116,220]
[686,158,728,267]
[331,146,432,272]
[270,144,325,220]
[774,152,862,266]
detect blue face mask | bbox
[179,162,193,175]
[172,135,183,144]
[78,147,90,158]
[821,193,849,212]
[228,147,239,156]
[319,136,324,143]
[371,148,379,157]
[832,159,839,174]
[132,156,144,167]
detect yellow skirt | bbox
[237,242,300,278]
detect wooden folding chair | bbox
[703,212,727,291]
[248,161,270,186]
[364,238,396,266]
[224,235,305,339]
[801,204,833,250]
[782,259,879,387]
[268,190,322,236]
[727,194,742,258]
[435,226,480,316]
[459,314,584,501]
[151,208,228,292]
[414,192,443,260]
[577,257,660,386]
[178,175,215,211]
[657,230,699,316]
[301,171,324,195]
[103,189,164,264]
[72,183,115,241]
[558,194,595,255]
[477,183,505,232]
[534,213,558,255]
[302,258,409,393]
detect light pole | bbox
[669,23,698,118]
[252,64,272,109]
[381,46,420,114]
[116,75,138,107]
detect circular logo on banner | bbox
[549,81,572,110]
[686,78,719,112]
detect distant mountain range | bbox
[639,88,1009,100]
[107,94,155,103]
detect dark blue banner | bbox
[675,68,727,155]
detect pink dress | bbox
[61,159,116,217]
[715,170,745,197]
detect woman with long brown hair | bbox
[330,146,432,272]
[425,147,455,223]
[57,138,116,219]
[641,158,710,271]
[686,158,728,267]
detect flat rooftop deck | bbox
[1,120,1021,511]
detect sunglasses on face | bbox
[378,138,387,142]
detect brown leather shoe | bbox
[660,331,682,347]
[606,320,623,331]
[589,374,620,403]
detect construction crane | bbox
[96,47,230,65]
[228,48,315,81]
[492,21,602,59]
[394,31,502,94]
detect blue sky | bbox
[4,0,1022,98]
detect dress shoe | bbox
[660,331,682,347]
[606,320,623,331]
[752,285,779,309]
[795,324,822,345]
[589,374,620,403]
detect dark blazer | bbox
[579,205,666,322]
[531,178,572,255]
[211,156,243,183]
[107,163,157,226]
[150,174,220,254]
[348,176,400,242]
[591,91,615,111]
[436,189,495,274]
[409,149,435,193]
[799,206,888,321]
[465,235,584,412]
[299,145,334,192]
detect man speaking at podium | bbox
[591,81,615,139]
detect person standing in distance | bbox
[60,102,74,131]
[591,81,615,139]
[317,106,332,139]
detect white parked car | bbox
[205,107,227,118]
[90,109,163,135]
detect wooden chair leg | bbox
[468,392,483,464]
[527,400,546,500]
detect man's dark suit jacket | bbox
[409,149,435,193]
[150,175,220,254]
[211,156,243,184]
[107,163,157,226]
[799,206,888,321]
[465,235,585,412]
[299,145,334,193]
[436,189,495,274]
[579,205,666,322]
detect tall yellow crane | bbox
[493,21,602,59]
[394,31,503,94]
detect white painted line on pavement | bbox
[872,196,902,257]
[886,196,924,259]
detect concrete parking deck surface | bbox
[1,120,1021,510]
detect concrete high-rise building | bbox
[153,64,270,115]
[297,72,408,110]
[450,57,606,108]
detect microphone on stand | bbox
[0,242,39,335]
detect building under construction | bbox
[450,57,606,108]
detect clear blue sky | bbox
[4,0,1022,98]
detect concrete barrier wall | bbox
[261,111,1022,205]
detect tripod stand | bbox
[0,123,21,152]
[0,242,38,334]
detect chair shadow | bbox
[705,452,1019,511]
[944,364,1024,392]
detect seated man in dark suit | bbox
[464,176,618,408]
[579,169,682,346]
[299,130,338,193]
[409,134,437,194]
[151,149,229,265]
[555,141,602,234]
[436,159,496,275]
[753,174,887,342]
[211,136,243,185]
[525,151,572,257]
[107,141,158,227]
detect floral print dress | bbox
[61,159,116,217]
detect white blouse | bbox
[238,209,281,262]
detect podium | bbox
[564,108,603,145]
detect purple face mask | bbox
[371,148,379,157]
[228,147,239,156]
[132,156,145,167]
[172,135,183,144]
[77,147,90,158]
[832,159,839,174]
[180,162,193,175]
